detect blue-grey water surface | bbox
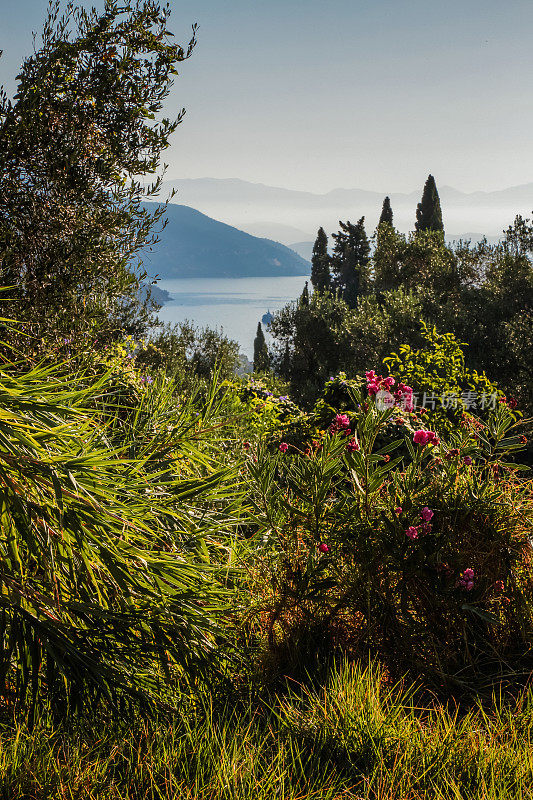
[157,276,309,359]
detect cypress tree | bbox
[310,227,331,292]
[376,196,394,250]
[415,174,444,234]
[299,281,309,306]
[253,322,269,372]
[379,196,393,226]
[331,217,370,307]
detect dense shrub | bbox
[136,320,240,389]
[228,375,315,446]
[0,342,241,720]
[242,377,533,692]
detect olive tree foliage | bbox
[372,228,460,295]
[452,217,533,407]
[137,320,240,388]
[0,1,196,350]
[371,217,533,407]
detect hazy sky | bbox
[1,0,532,194]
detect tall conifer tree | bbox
[331,217,370,307]
[379,196,393,226]
[253,322,269,372]
[299,281,309,306]
[415,175,444,233]
[310,227,330,292]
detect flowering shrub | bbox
[243,377,533,691]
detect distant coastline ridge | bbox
[141,203,310,280]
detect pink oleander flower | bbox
[318,543,330,553]
[346,438,360,453]
[279,442,289,453]
[365,370,377,381]
[335,413,350,429]
[394,383,414,412]
[367,382,379,396]
[382,376,395,388]
[413,430,429,445]
[427,431,439,445]
[420,506,434,522]
[463,456,473,465]
[458,568,475,590]
[394,506,403,515]
[406,526,419,540]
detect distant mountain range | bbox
[290,233,505,262]
[141,203,310,280]
[160,177,533,244]
[137,180,531,283]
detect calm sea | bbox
[156,276,309,359]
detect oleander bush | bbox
[241,374,533,692]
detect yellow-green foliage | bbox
[384,322,502,433]
[222,376,315,445]
[0,345,241,718]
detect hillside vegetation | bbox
[0,3,532,798]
